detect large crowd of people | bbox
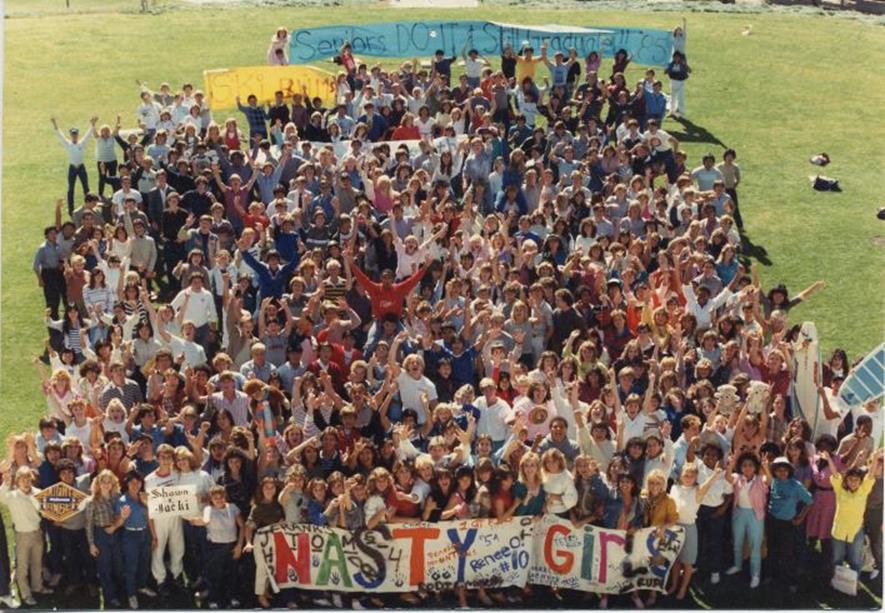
[2,26,882,612]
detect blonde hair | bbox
[519,451,542,485]
[645,468,668,488]
[174,446,199,470]
[91,469,121,499]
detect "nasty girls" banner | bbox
[254,516,684,594]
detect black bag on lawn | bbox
[812,176,841,192]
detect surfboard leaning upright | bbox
[791,321,822,437]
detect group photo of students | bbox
[4,22,882,612]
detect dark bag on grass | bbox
[812,175,841,192]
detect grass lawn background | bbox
[1,1,884,608]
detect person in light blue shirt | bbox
[328,104,355,138]
[544,50,576,92]
[254,148,291,204]
[691,153,725,191]
[117,472,153,607]
[644,81,667,126]
[765,457,813,592]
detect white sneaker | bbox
[138,587,157,598]
[230,599,241,608]
[24,596,37,607]
[711,572,721,585]
[351,599,366,610]
[870,569,880,580]
[725,565,741,576]
[331,594,344,608]
[313,597,332,607]
[208,603,219,610]
[750,575,760,589]
[128,595,139,609]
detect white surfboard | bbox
[838,342,885,408]
[791,321,822,437]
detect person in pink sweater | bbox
[724,451,770,588]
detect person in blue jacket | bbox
[238,236,299,304]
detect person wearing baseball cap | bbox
[51,115,97,215]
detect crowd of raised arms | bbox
[4,24,881,613]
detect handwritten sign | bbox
[289,21,676,67]
[254,516,683,593]
[529,517,685,593]
[203,65,336,110]
[35,482,87,523]
[147,484,198,519]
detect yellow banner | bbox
[203,65,335,110]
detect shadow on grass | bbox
[668,117,728,148]
[740,232,773,267]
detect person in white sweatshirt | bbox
[541,448,578,517]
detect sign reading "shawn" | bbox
[147,485,198,519]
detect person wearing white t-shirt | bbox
[689,442,734,585]
[145,446,184,591]
[474,378,513,451]
[389,337,438,426]
[669,464,724,599]
[618,392,649,444]
[817,384,849,440]
[65,400,93,455]
[174,448,215,590]
[171,276,217,328]
[155,319,207,370]
[461,46,489,88]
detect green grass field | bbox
[1,1,884,608]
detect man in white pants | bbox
[146,444,185,596]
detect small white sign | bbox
[147,484,198,519]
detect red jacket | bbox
[351,264,428,321]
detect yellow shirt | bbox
[830,473,875,541]
[515,56,543,84]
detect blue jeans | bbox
[94,528,121,604]
[120,529,150,597]
[58,528,93,586]
[183,521,208,585]
[832,529,865,572]
[732,507,764,577]
[67,164,89,215]
[205,542,237,606]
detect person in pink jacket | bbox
[724,451,770,588]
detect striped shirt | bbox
[84,496,117,547]
[99,379,143,411]
[95,136,118,163]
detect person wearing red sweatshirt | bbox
[344,251,427,358]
